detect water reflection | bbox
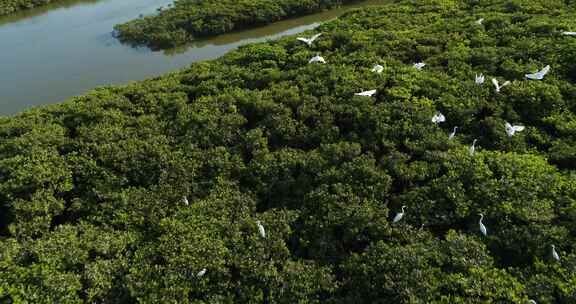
[164,0,387,54]
[0,0,102,26]
[0,0,389,116]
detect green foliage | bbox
[0,0,63,16]
[114,0,360,49]
[2,0,576,302]
[340,232,527,303]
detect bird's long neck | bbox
[479,215,483,223]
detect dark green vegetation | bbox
[114,0,360,49]
[0,0,62,16]
[2,0,576,302]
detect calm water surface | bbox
[0,0,387,116]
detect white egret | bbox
[479,213,487,236]
[355,89,377,97]
[491,78,511,93]
[475,73,485,85]
[469,139,477,156]
[476,18,484,25]
[525,65,550,80]
[413,62,426,70]
[552,244,560,261]
[297,33,322,46]
[309,54,326,64]
[371,64,384,74]
[183,196,189,206]
[448,126,458,140]
[505,121,525,137]
[393,205,406,223]
[528,300,537,304]
[562,31,576,36]
[256,220,266,238]
[197,268,207,277]
[431,112,446,124]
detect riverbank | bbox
[0,0,387,116]
[114,0,362,49]
[0,0,63,16]
[1,0,576,302]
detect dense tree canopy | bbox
[0,0,63,16]
[113,0,361,49]
[2,0,576,302]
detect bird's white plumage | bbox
[525,65,550,80]
[431,112,446,124]
[183,196,189,206]
[449,126,458,140]
[393,206,406,223]
[256,220,266,238]
[297,33,322,46]
[197,268,207,277]
[491,78,511,93]
[475,73,485,85]
[309,54,326,64]
[355,89,377,97]
[552,245,560,261]
[413,62,426,70]
[562,31,576,36]
[469,139,477,156]
[476,18,484,25]
[371,64,384,74]
[505,122,525,137]
[479,213,487,236]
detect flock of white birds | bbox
[296,24,572,269]
[184,22,574,286]
[298,29,557,157]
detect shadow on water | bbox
[0,0,102,26]
[0,0,390,116]
[163,0,389,55]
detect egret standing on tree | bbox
[431,112,446,124]
[479,213,487,236]
[196,268,207,277]
[552,245,560,261]
[393,205,406,223]
[371,64,384,74]
[449,126,458,140]
[256,220,266,238]
[413,62,426,70]
[469,139,478,156]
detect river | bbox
[0,0,387,116]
